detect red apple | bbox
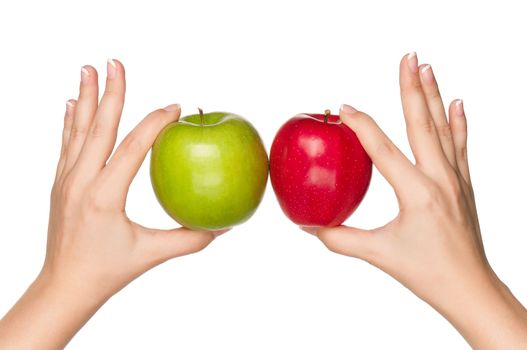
[270,110,372,227]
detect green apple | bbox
[150,109,268,230]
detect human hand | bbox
[0,60,226,349]
[302,53,527,349]
[44,59,226,299]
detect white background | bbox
[0,1,526,349]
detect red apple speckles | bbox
[270,111,372,227]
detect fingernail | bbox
[300,226,319,236]
[163,103,181,112]
[340,104,358,115]
[107,59,117,79]
[81,66,90,84]
[420,64,434,84]
[407,52,418,73]
[455,99,464,116]
[66,99,75,110]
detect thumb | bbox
[302,225,379,262]
[137,225,229,265]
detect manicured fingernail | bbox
[455,99,464,116]
[66,100,75,110]
[420,64,434,84]
[81,66,90,84]
[340,104,358,115]
[163,103,180,112]
[407,52,418,73]
[300,226,319,236]
[107,59,117,79]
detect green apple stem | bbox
[324,109,331,123]
[198,107,204,126]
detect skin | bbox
[0,54,526,349]
[0,59,227,349]
[302,53,527,349]
[151,112,268,230]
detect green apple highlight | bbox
[150,110,268,230]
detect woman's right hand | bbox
[0,59,226,350]
[303,53,527,350]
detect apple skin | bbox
[269,112,372,227]
[150,111,268,231]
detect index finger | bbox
[340,104,420,199]
[98,104,181,206]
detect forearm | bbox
[432,268,527,350]
[0,272,108,349]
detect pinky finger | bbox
[55,100,76,183]
[449,99,471,184]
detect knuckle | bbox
[70,125,88,140]
[102,89,118,97]
[359,113,375,125]
[60,177,79,205]
[317,231,340,254]
[190,243,209,254]
[425,88,441,101]
[322,240,339,254]
[90,122,105,138]
[85,189,111,212]
[437,124,453,140]
[417,183,442,209]
[50,182,59,199]
[121,135,144,154]
[444,172,463,198]
[357,113,376,131]
[374,139,396,159]
[401,78,422,93]
[457,146,468,161]
[146,108,165,120]
[410,117,435,135]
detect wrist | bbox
[0,269,110,349]
[429,265,527,349]
[35,267,111,313]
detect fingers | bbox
[303,225,380,262]
[63,65,99,174]
[340,104,420,199]
[418,64,457,166]
[137,225,220,265]
[449,99,471,183]
[75,59,126,177]
[100,105,181,204]
[55,100,76,182]
[399,53,448,173]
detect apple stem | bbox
[324,109,331,123]
[198,107,204,126]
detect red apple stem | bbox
[324,109,331,123]
[198,107,204,126]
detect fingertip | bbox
[163,103,181,112]
[66,99,76,111]
[448,99,466,123]
[339,104,362,128]
[454,99,465,117]
[212,228,231,238]
[107,58,125,80]
[401,52,418,74]
[340,103,358,115]
[108,58,124,71]
[64,99,76,123]
[300,226,319,236]
[80,65,98,85]
[419,64,434,85]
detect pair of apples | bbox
[150,109,372,230]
